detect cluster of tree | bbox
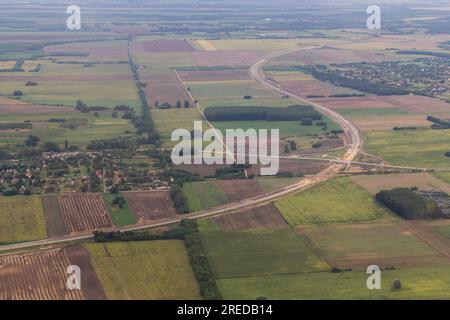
[427,116,450,129]
[181,219,221,300]
[87,138,136,151]
[0,59,24,72]
[393,126,417,131]
[155,100,190,109]
[93,227,184,242]
[25,134,40,147]
[305,67,409,96]
[112,196,126,209]
[75,100,109,113]
[376,188,442,220]
[25,81,38,86]
[211,164,250,180]
[204,105,322,122]
[48,118,66,123]
[328,93,365,98]
[170,185,188,213]
[0,123,32,130]
[0,149,12,160]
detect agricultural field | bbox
[299,222,447,269]
[183,181,228,212]
[57,193,113,234]
[123,191,177,222]
[351,173,450,195]
[200,226,329,279]
[0,196,47,244]
[217,266,450,300]
[0,111,135,148]
[0,246,105,300]
[214,204,288,231]
[0,62,139,108]
[103,193,137,227]
[275,177,391,225]
[364,128,450,169]
[84,240,201,300]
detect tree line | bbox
[204,105,322,121]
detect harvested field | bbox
[84,241,201,300]
[142,71,193,107]
[274,48,393,65]
[299,222,448,269]
[215,204,288,231]
[142,40,196,52]
[250,159,327,176]
[0,97,75,116]
[65,246,107,300]
[0,196,47,244]
[314,95,450,114]
[57,193,113,234]
[44,40,129,62]
[214,179,263,202]
[190,51,263,67]
[41,195,67,237]
[280,79,361,98]
[0,248,84,300]
[178,69,250,82]
[123,190,178,222]
[347,114,430,131]
[351,173,450,194]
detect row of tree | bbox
[204,105,322,121]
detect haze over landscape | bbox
[0,0,449,302]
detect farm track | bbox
[0,47,364,252]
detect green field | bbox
[188,80,279,101]
[212,117,339,138]
[275,177,390,225]
[435,224,450,239]
[301,222,443,268]
[200,227,329,279]
[365,129,450,169]
[0,196,47,244]
[151,108,203,148]
[183,181,228,212]
[0,112,135,147]
[0,62,139,109]
[434,172,450,185]
[103,193,137,227]
[84,240,201,300]
[201,97,300,109]
[217,266,450,300]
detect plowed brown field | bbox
[57,193,113,234]
[123,190,178,222]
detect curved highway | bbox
[0,47,364,253]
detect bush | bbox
[393,279,402,290]
[300,118,313,126]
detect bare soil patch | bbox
[215,204,288,231]
[41,195,67,237]
[66,245,107,300]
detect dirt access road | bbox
[0,47,364,253]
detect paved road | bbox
[0,47,364,253]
